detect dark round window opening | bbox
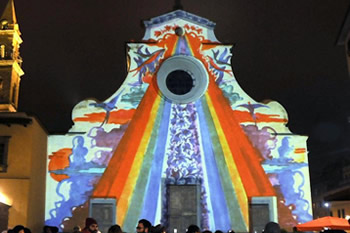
[166,70,193,95]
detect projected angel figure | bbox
[69,136,88,168]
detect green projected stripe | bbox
[201,97,248,231]
[122,99,165,230]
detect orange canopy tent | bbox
[296,216,350,231]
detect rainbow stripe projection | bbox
[45,10,312,232]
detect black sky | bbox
[2,0,350,175]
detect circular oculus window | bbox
[157,55,209,104]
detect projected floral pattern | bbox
[162,103,209,229]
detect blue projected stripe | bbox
[140,100,172,222]
[196,100,231,231]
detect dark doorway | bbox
[0,202,10,232]
[167,185,200,233]
[89,198,116,233]
[249,203,270,233]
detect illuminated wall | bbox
[46,10,312,232]
[0,116,47,233]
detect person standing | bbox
[73,226,81,233]
[82,218,99,233]
[136,219,152,233]
[107,225,122,233]
[263,222,281,233]
[186,225,200,233]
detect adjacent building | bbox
[310,4,350,221]
[0,1,48,232]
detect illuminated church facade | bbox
[43,7,313,233]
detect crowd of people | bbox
[3,218,283,233]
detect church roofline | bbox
[0,112,33,126]
[143,9,216,29]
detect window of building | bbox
[157,55,208,104]
[0,136,10,172]
[0,20,8,30]
[11,84,16,104]
[342,209,345,218]
[338,209,341,218]
[0,45,4,59]
[0,76,3,91]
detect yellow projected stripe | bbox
[117,94,162,225]
[205,92,249,228]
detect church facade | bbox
[46,9,312,233]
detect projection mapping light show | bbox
[45,10,312,232]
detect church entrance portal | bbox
[167,185,200,233]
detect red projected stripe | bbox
[92,81,159,200]
[207,77,276,198]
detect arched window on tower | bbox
[0,20,8,30]
[0,76,3,102]
[0,45,5,59]
[0,136,10,172]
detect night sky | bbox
[2,0,350,178]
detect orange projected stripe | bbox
[117,94,161,225]
[207,76,276,198]
[73,109,136,124]
[205,92,249,228]
[294,148,306,154]
[92,81,159,199]
[233,110,288,123]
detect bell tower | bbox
[0,0,23,112]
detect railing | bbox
[0,52,23,65]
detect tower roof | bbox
[0,0,17,25]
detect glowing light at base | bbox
[0,192,12,206]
